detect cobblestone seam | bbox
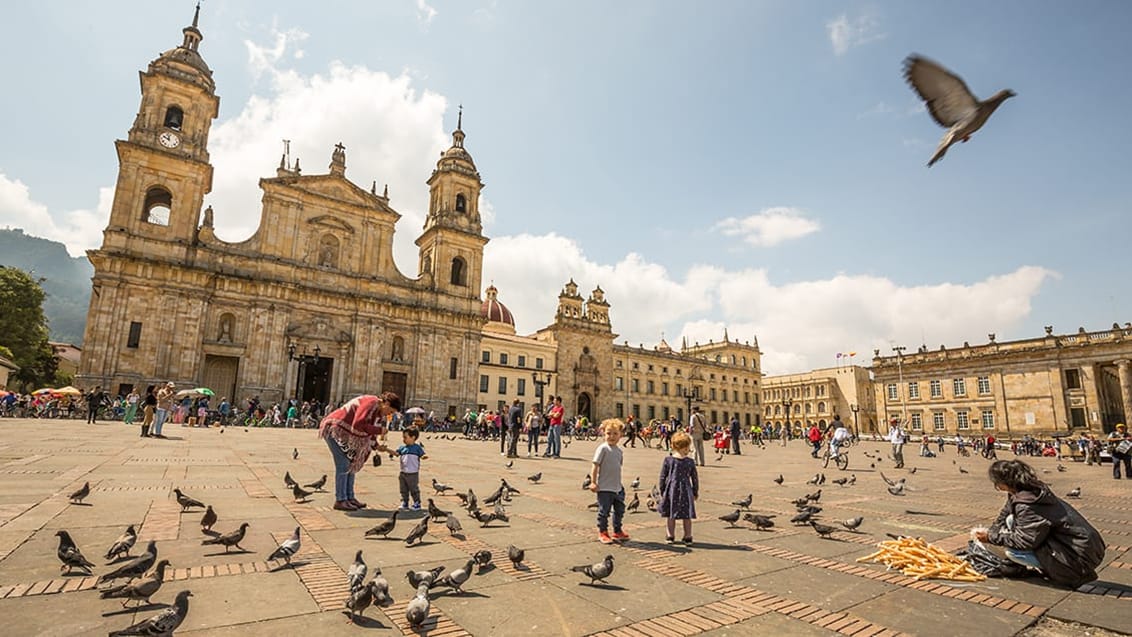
[138,499,182,542]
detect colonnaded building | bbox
[76,9,766,423]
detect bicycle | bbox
[821,441,849,470]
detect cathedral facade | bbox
[77,9,488,412]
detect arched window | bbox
[804,403,812,414]
[391,335,405,361]
[455,193,467,213]
[318,234,340,268]
[817,401,826,413]
[450,257,466,286]
[143,186,172,226]
[731,355,736,364]
[163,105,184,130]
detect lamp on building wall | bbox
[531,371,552,408]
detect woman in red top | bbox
[319,392,401,511]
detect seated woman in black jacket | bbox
[974,459,1105,588]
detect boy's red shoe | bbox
[597,531,614,544]
[611,531,631,541]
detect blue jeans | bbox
[527,427,540,454]
[324,436,355,501]
[153,408,168,435]
[1002,514,1043,570]
[546,426,561,456]
[596,489,626,533]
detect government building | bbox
[75,9,765,424]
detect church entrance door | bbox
[382,371,408,404]
[298,357,333,404]
[577,392,592,422]
[203,355,239,402]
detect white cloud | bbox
[244,23,309,78]
[827,13,885,56]
[713,207,821,247]
[416,0,438,25]
[858,101,894,119]
[0,173,110,257]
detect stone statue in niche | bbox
[391,335,405,361]
[218,313,234,343]
[318,234,339,268]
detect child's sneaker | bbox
[597,531,614,544]
[399,501,410,510]
[411,502,422,511]
[611,531,631,541]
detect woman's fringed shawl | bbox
[319,395,384,474]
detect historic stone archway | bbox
[577,392,592,421]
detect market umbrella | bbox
[192,387,215,396]
[32,388,55,395]
[173,388,198,399]
[404,407,427,415]
[54,386,83,396]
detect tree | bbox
[0,266,59,391]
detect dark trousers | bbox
[596,489,626,533]
[731,433,741,455]
[507,425,521,457]
[1114,451,1132,479]
[87,404,98,424]
[398,471,420,505]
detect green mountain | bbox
[0,229,92,344]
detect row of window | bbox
[887,377,993,401]
[613,403,757,425]
[905,409,996,431]
[613,361,757,384]
[765,401,830,416]
[479,375,527,395]
[481,351,545,369]
[763,385,827,401]
[612,378,760,404]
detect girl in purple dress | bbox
[658,431,700,545]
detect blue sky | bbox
[1,1,1130,373]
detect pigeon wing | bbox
[904,55,979,128]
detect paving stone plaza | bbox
[0,420,1128,636]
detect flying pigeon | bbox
[284,472,298,489]
[99,560,171,607]
[268,527,301,565]
[304,475,327,491]
[108,590,192,637]
[571,554,615,585]
[743,513,775,530]
[105,525,137,562]
[445,515,462,536]
[810,520,838,539]
[839,517,865,532]
[773,474,784,485]
[69,481,91,504]
[55,530,96,575]
[405,582,431,628]
[472,550,493,570]
[903,54,1016,166]
[432,478,452,494]
[406,565,445,589]
[887,483,906,496]
[98,540,157,584]
[880,473,905,487]
[435,558,476,594]
[718,509,742,527]
[347,550,367,592]
[1066,487,1081,498]
[201,523,250,553]
[200,505,217,533]
[403,516,429,546]
[344,580,377,624]
[173,488,205,512]
[427,498,450,521]
[732,494,753,510]
[507,544,525,568]
[527,472,542,483]
[364,511,398,539]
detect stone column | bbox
[1118,359,1132,428]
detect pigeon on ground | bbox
[473,509,507,527]
[626,493,640,513]
[848,474,857,485]
[364,511,398,539]
[818,473,827,485]
[718,510,742,527]
[646,496,656,512]
[173,488,205,512]
[455,492,469,507]
[1066,487,1081,498]
[507,544,525,568]
[798,505,822,516]
[69,481,91,504]
[839,517,864,532]
[586,502,599,510]
[371,571,393,607]
[432,478,452,494]
[959,466,969,474]
[581,475,592,490]
[98,540,156,583]
[56,530,96,575]
[293,448,299,460]
[903,54,1016,167]
[806,489,822,502]
[406,582,431,628]
[472,550,492,570]
[908,467,918,475]
[464,489,478,511]
[810,520,838,539]
[200,523,250,553]
[344,580,377,624]
[1057,464,1067,473]
[482,486,504,506]
[493,500,508,518]
[268,527,301,565]
[880,473,905,487]
[806,474,820,486]
[406,565,445,589]
[445,515,462,536]
[105,525,137,561]
[200,506,217,533]
[404,516,429,546]
[732,494,753,510]
[427,498,450,521]
[832,477,849,487]
[773,474,784,485]
[108,590,192,637]
[291,484,313,503]
[791,497,811,508]
[790,511,815,525]
[435,558,476,594]
[501,478,520,494]
[99,560,170,608]
[505,460,513,469]
[743,514,775,530]
[304,475,327,491]
[527,472,542,483]
[630,476,640,490]
[347,550,367,592]
[284,472,298,489]
[887,483,906,496]
[571,554,615,585]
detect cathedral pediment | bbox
[285,317,353,344]
[267,174,381,210]
[307,215,355,233]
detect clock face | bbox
[159,131,181,148]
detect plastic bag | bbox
[955,538,1030,578]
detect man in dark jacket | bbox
[506,399,522,458]
[86,386,106,424]
[976,459,1105,589]
[729,415,742,455]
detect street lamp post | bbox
[287,343,321,402]
[681,385,701,424]
[849,403,860,440]
[531,371,552,409]
[892,345,906,421]
[783,397,794,439]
